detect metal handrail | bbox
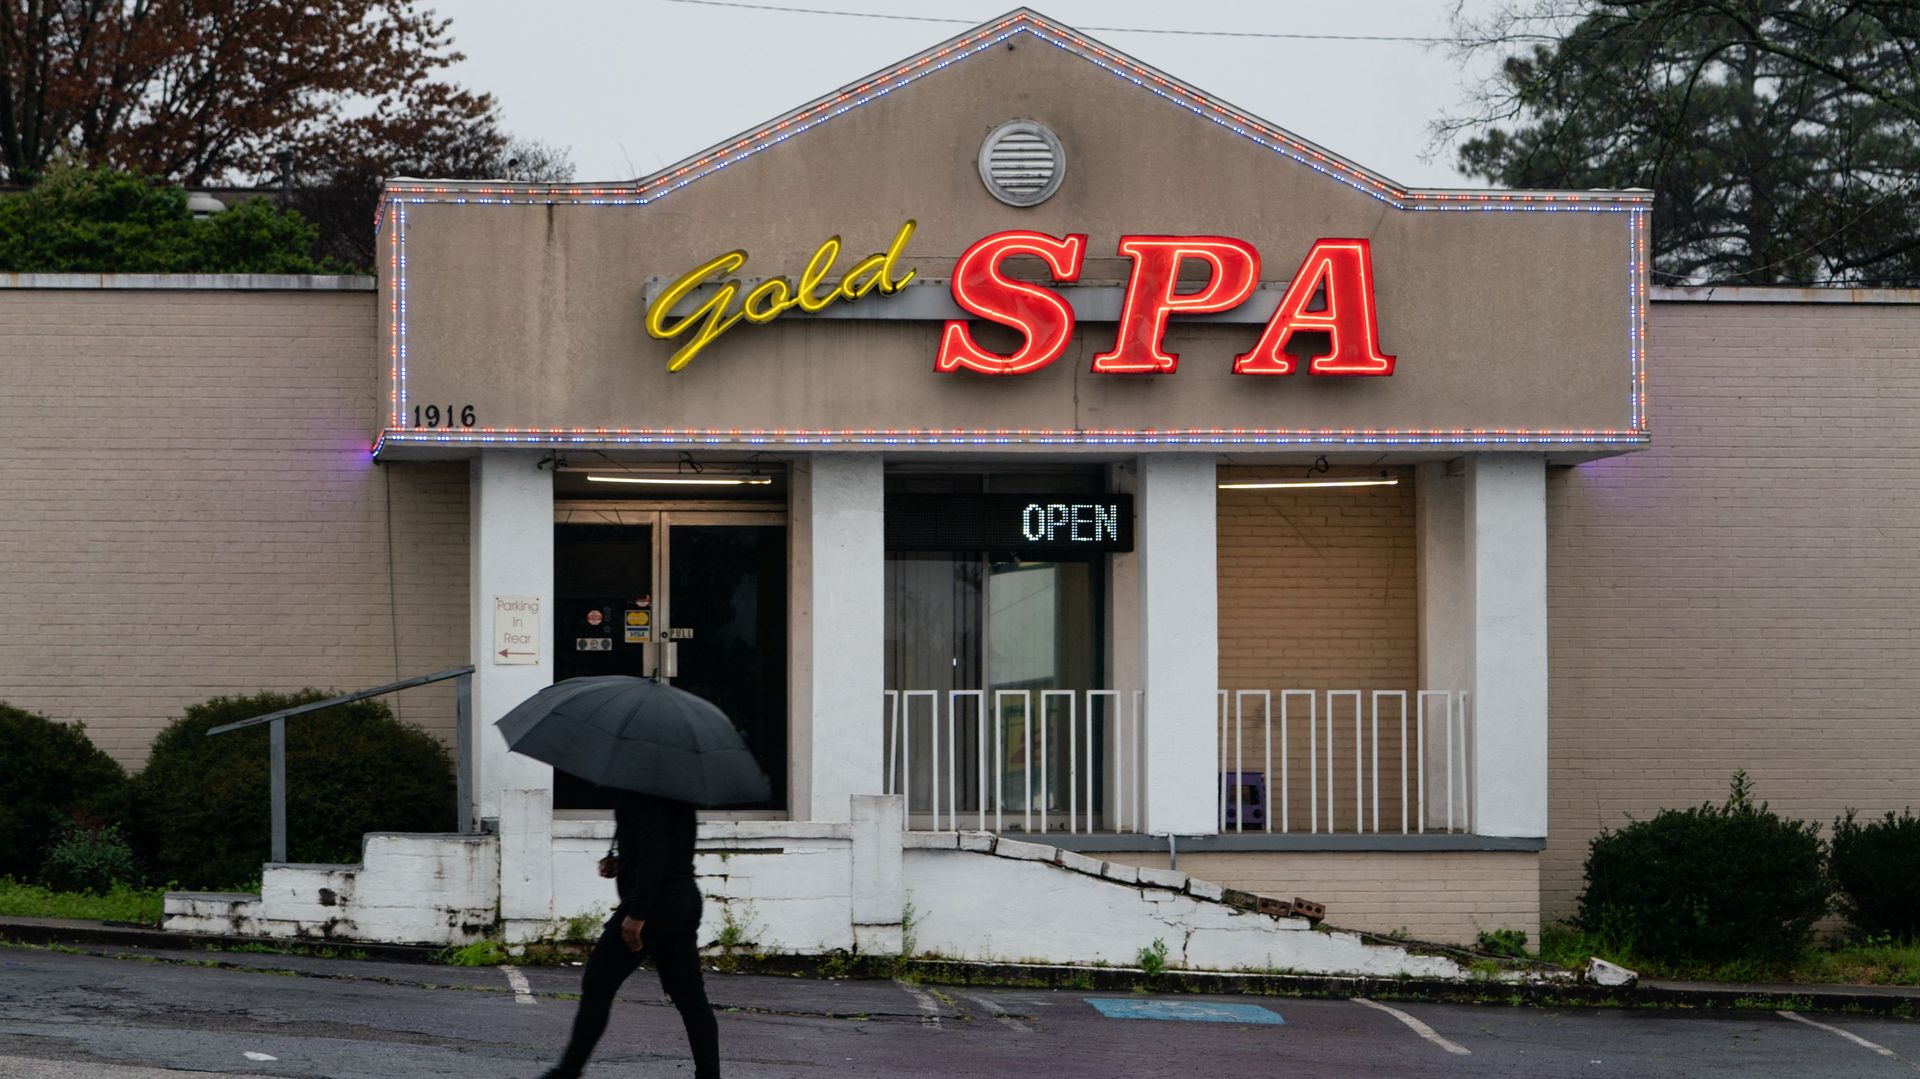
[207,665,476,863]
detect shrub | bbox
[131,690,456,890]
[1476,928,1529,958]
[1831,808,1920,941]
[1576,771,1828,966]
[0,166,351,274]
[40,823,140,894]
[0,703,129,880]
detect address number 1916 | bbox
[412,404,476,428]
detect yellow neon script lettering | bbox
[645,221,917,371]
[646,250,747,373]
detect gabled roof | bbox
[380,7,1648,216]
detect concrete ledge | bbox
[1652,284,1920,305]
[1136,866,1189,891]
[993,838,1054,862]
[1042,833,1548,854]
[11,917,1918,1018]
[0,273,375,291]
[902,832,960,850]
[1,916,441,964]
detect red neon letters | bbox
[937,233,1394,377]
[1233,239,1395,376]
[937,231,1088,375]
[1090,237,1260,374]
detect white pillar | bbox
[1465,455,1549,838]
[468,450,555,826]
[791,454,885,822]
[1136,454,1219,836]
[849,793,905,955]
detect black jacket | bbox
[613,791,697,921]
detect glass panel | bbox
[988,558,1099,823]
[667,524,788,811]
[883,554,983,816]
[553,523,655,810]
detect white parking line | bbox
[1777,1011,1919,1069]
[499,965,536,1004]
[960,992,1033,1034]
[896,979,944,1029]
[1353,997,1471,1056]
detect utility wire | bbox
[661,0,1476,43]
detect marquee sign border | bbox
[372,10,1651,456]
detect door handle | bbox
[663,640,679,679]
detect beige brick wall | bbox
[1105,849,1539,946]
[0,289,469,767]
[1216,466,1419,829]
[1545,298,1920,922]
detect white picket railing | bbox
[881,689,1145,834]
[1217,689,1473,834]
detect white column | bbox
[849,793,905,955]
[1464,454,1549,838]
[468,450,555,825]
[791,454,885,822]
[1136,454,1219,836]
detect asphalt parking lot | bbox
[2,942,1917,1078]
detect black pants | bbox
[553,879,718,1079]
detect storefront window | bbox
[883,470,1106,828]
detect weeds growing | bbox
[0,878,164,924]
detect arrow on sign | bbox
[498,649,535,659]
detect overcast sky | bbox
[431,0,1505,189]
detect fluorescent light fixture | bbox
[586,474,773,487]
[1218,477,1400,490]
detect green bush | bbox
[1831,808,1920,941]
[40,823,140,894]
[0,166,352,274]
[1576,771,1829,966]
[131,691,456,890]
[0,703,129,880]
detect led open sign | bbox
[886,494,1134,554]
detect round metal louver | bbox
[978,120,1065,207]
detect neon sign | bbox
[1090,236,1261,374]
[937,231,1395,377]
[936,231,1087,376]
[648,226,1395,378]
[645,220,918,372]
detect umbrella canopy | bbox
[495,676,771,807]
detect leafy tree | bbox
[0,166,349,272]
[0,0,492,184]
[0,0,572,268]
[288,129,573,270]
[1444,0,1920,285]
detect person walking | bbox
[537,790,719,1079]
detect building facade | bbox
[3,11,1915,962]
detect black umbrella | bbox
[495,676,771,807]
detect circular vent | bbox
[978,120,1065,207]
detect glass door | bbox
[662,516,788,812]
[554,509,787,812]
[883,551,1103,830]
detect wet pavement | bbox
[2,941,1917,1077]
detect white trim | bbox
[379,8,1647,211]
[1653,284,1920,305]
[0,273,373,291]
